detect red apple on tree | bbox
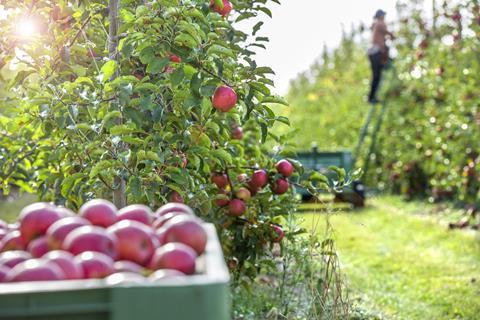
[43,250,84,280]
[210,0,233,17]
[276,159,294,177]
[251,170,268,189]
[74,251,115,279]
[46,216,91,250]
[271,224,285,243]
[228,199,246,216]
[235,187,251,201]
[169,54,182,63]
[212,85,237,112]
[214,189,230,207]
[211,173,229,189]
[117,204,153,226]
[149,243,197,275]
[169,191,184,203]
[63,226,118,260]
[79,199,118,228]
[19,202,62,243]
[231,126,244,140]
[107,220,156,266]
[163,216,207,255]
[271,178,289,195]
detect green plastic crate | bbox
[0,224,230,320]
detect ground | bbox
[303,196,480,320]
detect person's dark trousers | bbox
[368,51,383,103]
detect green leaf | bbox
[90,160,115,178]
[101,60,117,82]
[146,57,170,74]
[212,149,232,164]
[262,95,289,106]
[207,44,235,58]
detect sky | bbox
[237,0,399,94]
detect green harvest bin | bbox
[0,224,230,320]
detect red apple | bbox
[74,251,115,279]
[228,199,246,217]
[19,202,62,243]
[169,54,182,63]
[210,0,233,17]
[6,259,65,282]
[163,216,207,255]
[214,189,230,207]
[211,173,229,189]
[149,269,185,282]
[107,220,156,266]
[55,207,76,218]
[271,224,284,243]
[0,230,26,251]
[0,265,9,282]
[153,212,189,230]
[0,230,6,242]
[43,250,84,280]
[0,251,32,268]
[155,203,194,218]
[79,199,118,228]
[169,191,184,203]
[251,170,268,189]
[63,226,118,260]
[46,216,91,250]
[247,181,259,196]
[276,160,294,177]
[235,187,251,201]
[231,126,244,140]
[114,260,144,274]
[271,178,289,195]
[105,272,145,285]
[212,85,237,112]
[150,243,197,275]
[27,236,49,258]
[155,227,167,246]
[117,204,153,226]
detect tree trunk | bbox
[108,0,127,208]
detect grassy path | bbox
[303,196,480,320]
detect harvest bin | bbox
[0,224,230,320]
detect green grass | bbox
[302,196,480,320]
[0,193,37,222]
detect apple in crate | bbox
[19,203,62,243]
[154,203,194,218]
[79,199,118,228]
[27,236,49,258]
[0,265,9,282]
[113,260,144,274]
[0,231,26,251]
[153,211,190,230]
[149,269,186,282]
[46,216,91,250]
[116,204,153,226]
[74,251,115,279]
[63,226,118,260]
[163,216,207,255]
[43,250,84,280]
[6,259,65,282]
[150,243,197,275]
[0,250,32,268]
[107,220,156,266]
[105,272,146,285]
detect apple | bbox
[27,236,49,258]
[163,216,207,255]
[276,160,294,177]
[237,173,248,183]
[7,223,19,231]
[251,170,268,189]
[210,0,233,17]
[231,126,244,140]
[169,191,184,204]
[149,269,185,282]
[46,216,91,250]
[169,54,182,63]
[271,224,284,243]
[211,173,229,189]
[214,189,230,207]
[74,251,115,279]
[114,260,144,274]
[6,259,65,282]
[0,219,7,230]
[0,265,9,282]
[155,227,167,246]
[0,251,32,268]
[79,199,118,228]
[0,230,26,251]
[212,85,237,112]
[228,199,246,217]
[63,226,118,260]
[0,230,6,242]
[107,220,156,266]
[271,178,289,195]
[105,272,145,285]
[149,243,197,275]
[155,203,194,218]
[19,202,62,243]
[43,250,84,280]
[117,204,153,226]
[153,211,189,229]
[235,187,251,201]
[55,207,76,217]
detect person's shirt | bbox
[371,20,388,51]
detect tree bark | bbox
[108,0,127,208]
